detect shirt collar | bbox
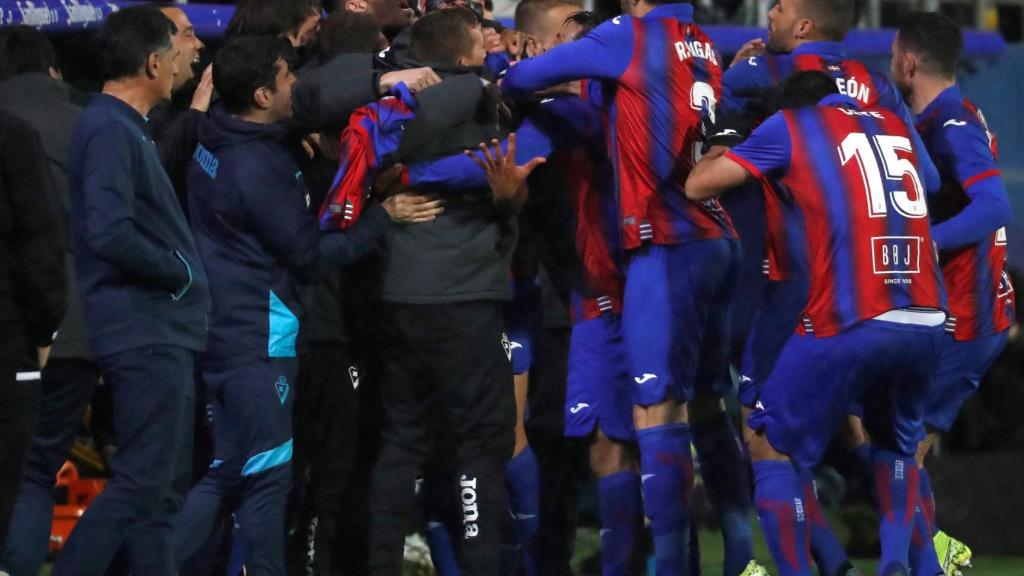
[917,84,962,126]
[793,41,846,59]
[820,93,861,108]
[89,92,150,132]
[643,3,694,22]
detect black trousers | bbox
[0,325,35,549]
[368,301,516,576]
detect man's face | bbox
[890,36,913,98]
[539,4,580,51]
[460,24,487,67]
[767,0,803,53]
[289,10,322,48]
[370,0,413,30]
[266,58,297,121]
[161,7,204,89]
[155,41,181,100]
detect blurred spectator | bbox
[0,26,97,576]
[226,0,324,48]
[52,7,211,575]
[314,11,388,64]
[0,107,67,557]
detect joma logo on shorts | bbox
[460,475,480,538]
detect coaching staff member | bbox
[54,7,210,576]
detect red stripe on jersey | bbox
[613,20,651,249]
[962,168,1001,190]
[725,149,764,179]
[563,150,625,305]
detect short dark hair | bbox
[776,70,839,109]
[410,8,478,66]
[801,0,856,42]
[0,25,58,82]
[97,6,177,81]
[897,11,962,78]
[514,0,575,35]
[214,36,294,114]
[315,11,382,62]
[225,0,322,39]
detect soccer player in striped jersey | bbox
[687,71,948,576]
[502,2,756,574]
[891,13,1015,576]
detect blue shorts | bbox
[564,314,635,442]
[925,331,1008,432]
[506,279,542,376]
[203,357,297,477]
[623,239,738,406]
[748,320,943,470]
[738,279,809,408]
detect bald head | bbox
[515,0,580,56]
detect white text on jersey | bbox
[675,41,718,66]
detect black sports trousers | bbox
[368,301,516,576]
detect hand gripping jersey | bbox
[726,95,946,337]
[722,42,938,283]
[916,86,1015,340]
[502,3,735,249]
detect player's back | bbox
[600,6,731,247]
[916,88,1015,340]
[736,97,946,336]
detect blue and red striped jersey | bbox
[319,86,417,230]
[723,42,939,283]
[916,85,1015,340]
[726,95,946,337]
[502,3,735,249]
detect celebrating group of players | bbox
[1,0,1012,574]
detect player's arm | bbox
[687,112,792,201]
[930,122,1012,250]
[501,18,633,98]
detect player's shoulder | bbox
[592,14,637,36]
[722,52,774,87]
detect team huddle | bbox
[0,0,1013,575]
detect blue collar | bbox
[88,92,151,132]
[793,41,846,59]
[643,3,694,22]
[918,84,962,123]
[820,93,861,108]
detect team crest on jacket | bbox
[275,376,289,405]
[501,332,512,362]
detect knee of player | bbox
[747,430,788,463]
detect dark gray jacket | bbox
[0,74,91,360]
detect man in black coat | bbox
[0,108,66,555]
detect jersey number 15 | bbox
[838,133,927,219]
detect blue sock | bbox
[797,467,849,576]
[753,461,813,576]
[693,412,754,576]
[426,519,463,576]
[637,423,694,576]
[909,467,942,576]
[872,449,918,576]
[598,471,643,576]
[506,447,541,575]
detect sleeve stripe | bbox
[963,168,1001,190]
[724,150,765,180]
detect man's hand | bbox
[483,27,505,54]
[190,64,214,112]
[730,38,765,68]
[382,193,445,223]
[466,133,546,207]
[501,29,527,58]
[378,67,441,94]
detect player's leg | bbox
[507,335,540,575]
[3,359,99,576]
[427,301,516,576]
[625,240,732,576]
[747,327,873,576]
[53,346,194,576]
[859,322,944,576]
[912,330,1007,575]
[591,430,642,576]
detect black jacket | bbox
[0,109,67,347]
[0,73,91,360]
[69,94,210,357]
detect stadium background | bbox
[2,0,1022,573]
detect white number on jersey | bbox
[838,132,927,219]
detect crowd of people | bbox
[0,0,1014,575]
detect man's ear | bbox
[47,66,62,80]
[523,35,540,58]
[904,52,918,81]
[794,17,814,40]
[252,85,273,110]
[145,52,161,80]
[345,0,370,13]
